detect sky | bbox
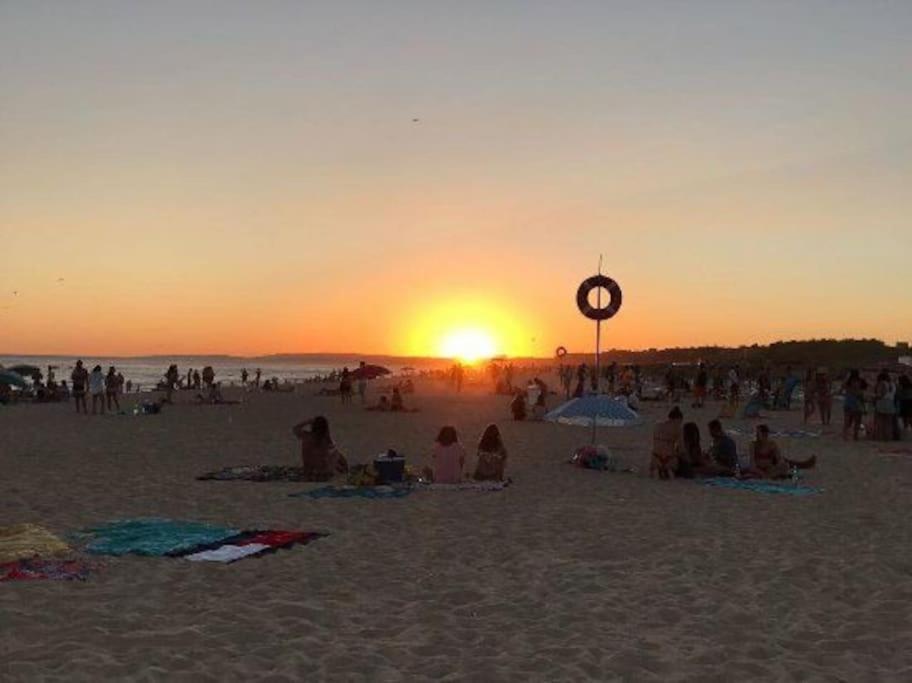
[2,1,910,358]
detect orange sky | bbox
[2,3,910,357]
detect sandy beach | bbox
[2,375,911,681]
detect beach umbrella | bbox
[6,364,41,380]
[545,395,640,428]
[350,364,391,380]
[0,370,28,388]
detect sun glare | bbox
[439,328,497,364]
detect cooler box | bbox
[373,455,405,484]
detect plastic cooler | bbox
[373,454,405,484]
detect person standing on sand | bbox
[255,368,262,388]
[897,375,912,433]
[71,360,88,414]
[241,368,248,386]
[164,364,179,403]
[89,365,106,415]
[873,371,897,441]
[842,369,867,440]
[693,363,708,408]
[339,367,353,404]
[803,368,816,424]
[357,361,368,404]
[815,368,832,426]
[105,366,120,412]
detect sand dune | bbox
[2,376,911,681]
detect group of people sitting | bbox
[651,407,815,480]
[366,387,414,412]
[291,417,509,484]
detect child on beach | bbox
[432,426,466,484]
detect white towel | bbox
[183,543,270,563]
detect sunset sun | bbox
[439,328,498,364]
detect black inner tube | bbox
[576,275,622,321]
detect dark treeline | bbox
[559,338,908,373]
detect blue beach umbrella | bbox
[545,395,640,428]
[0,370,28,388]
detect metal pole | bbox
[592,255,603,445]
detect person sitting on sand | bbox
[367,395,391,411]
[744,424,817,479]
[707,419,738,476]
[510,390,527,421]
[432,425,466,484]
[651,407,683,479]
[474,424,508,481]
[292,416,349,481]
[746,424,789,479]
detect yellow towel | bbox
[0,523,71,563]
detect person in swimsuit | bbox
[71,360,88,414]
[292,416,349,481]
[651,407,683,479]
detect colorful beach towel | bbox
[1,558,91,582]
[173,530,326,563]
[76,519,324,563]
[197,465,312,482]
[0,524,72,564]
[703,478,820,496]
[290,485,413,500]
[77,519,240,557]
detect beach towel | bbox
[414,479,512,492]
[877,447,912,457]
[290,485,413,500]
[771,429,821,439]
[197,465,312,482]
[174,530,325,563]
[0,558,91,582]
[703,478,820,496]
[0,524,72,564]
[77,519,240,557]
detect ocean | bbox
[0,355,446,390]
